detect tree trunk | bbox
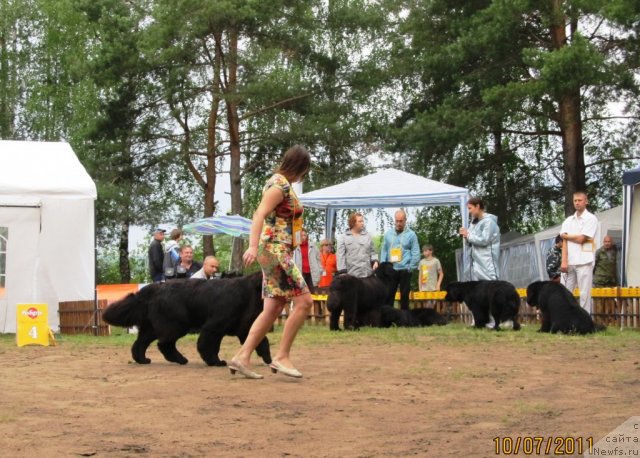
[225,27,244,271]
[203,88,218,257]
[549,0,586,216]
[201,32,225,257]
[118,220,131,283]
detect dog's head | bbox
[444,282,464,302]
[525,281,547,308]
[374,262,397,281]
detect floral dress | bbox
[257,174,309,298]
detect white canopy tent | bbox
[623,166,640,286]
[0,141,97,333]
[299,168,470,271]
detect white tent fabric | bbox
[623,166,640,286]
[299,168,470,273]
[0,141,97,333]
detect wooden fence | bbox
[299,287,640,329]
[92,284,640,331]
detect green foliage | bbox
[2,0,640,269]
[413,207,464,286]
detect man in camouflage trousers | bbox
[545,235,563,283]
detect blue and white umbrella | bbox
[183,214,252,238]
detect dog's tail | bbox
[102,291,149,328]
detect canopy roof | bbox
[0,140,97,200]
[623,166,640,186]
[299,168,468,209]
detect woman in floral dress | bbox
[229,145,313,379]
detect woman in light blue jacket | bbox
[459,197,500,281]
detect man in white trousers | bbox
[560,191,598,314]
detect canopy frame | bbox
[299,168,470,278]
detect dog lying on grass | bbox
[379,305,448,328]
[102,273,271,366]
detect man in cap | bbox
[148,228,166,283]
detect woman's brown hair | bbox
[467,197,485,209]
[275,145,311,183]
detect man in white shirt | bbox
[560,191,598,313]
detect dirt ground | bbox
[1,326,639,458]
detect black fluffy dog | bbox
[379,305,448,328]
[326,262,397,330]
[526,281,604,334]
[102,273,271,366]
[444,281,521,331]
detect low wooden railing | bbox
[94,284,640,330]
[300,287,640,329]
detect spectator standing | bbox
[545,235,563,283]
[336,212,379,277]
[163,228,183,279]
[191,256,220,280]
[317,239,337,290]
[176,245,202,278]
[148,228,166,283]
[418,245,444,292]
[380,209,420,310]
[560,191,598,313]
[593,235,618,287]
[459,197,500,281]
[293,229,321,292]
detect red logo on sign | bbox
[27,307,39,319]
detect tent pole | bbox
[460,195,469,281]
[93,203,98,336]
[325,208,336,241]
[622,184,630,287]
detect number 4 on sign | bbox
[16,303,51,347]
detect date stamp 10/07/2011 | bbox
[494,418,640,456]
[493,436,594,455]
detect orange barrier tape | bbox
[96,284,142,305]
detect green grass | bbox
[1,322,639,350]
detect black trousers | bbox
[302,272,314,293]
[387,269,412,310]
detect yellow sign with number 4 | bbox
[16,303,50,347]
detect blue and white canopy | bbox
[183,214,252,238]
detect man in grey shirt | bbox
[336,212,378,277]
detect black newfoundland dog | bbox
[326,262,397,330]
[526,281,604,334]
[379,305,448,328]
[102,273,271,366]
[444,281,521,331]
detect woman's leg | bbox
[233,297,285,366]
[274,292,313,368]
